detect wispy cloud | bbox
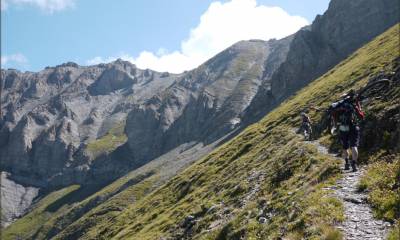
[1,53,28,68]
[1,0,76,13]
[87,0,308,73]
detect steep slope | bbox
[50,24,398,240]
[4,23,398,240]
[243,0,400,124]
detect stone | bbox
[258,217,268,224]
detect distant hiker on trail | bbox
[299,112,312,141]
[329,90,365,172]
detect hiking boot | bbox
[344,158,350,170]
[351,160,357,172]
[345,163,350,170]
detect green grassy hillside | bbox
[4,24,399,240]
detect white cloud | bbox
[1,53,28,68]
[1,0,75,13]
[88,0,309,73]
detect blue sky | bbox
[1,0,330,73]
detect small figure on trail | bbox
[299,112,312,141]
[329,90,365,172]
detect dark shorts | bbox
[339,126,360,149]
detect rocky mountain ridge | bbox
[1,60,180,186]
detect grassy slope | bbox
[3,24,399,240]
[56,24,398,240]
[86,121,128,159]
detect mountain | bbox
[4,23,399,240]
[1,0,399,237]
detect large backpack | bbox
[336,102,355,126]
[329,98,363,131]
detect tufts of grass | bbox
[387,222,400,240]
[358,156,400,222]
[321,225,343,240]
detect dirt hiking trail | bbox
[309,139,391,240]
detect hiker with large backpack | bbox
[299,112,312,141]
[329,90,365,172]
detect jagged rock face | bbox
[1,38,292,188]
[0,60,179,187]
[125,40,291,163]
[244,0,400,124]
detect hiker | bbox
[299,112,312,140]
[330,90,365,172]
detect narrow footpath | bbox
[308,140,391,240]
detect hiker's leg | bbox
[349,126,360,172]
[340,131,350,170]
[341,148,350,170]
[350,147,358,172]
[351,147,358,162]
[342,149,349,159]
